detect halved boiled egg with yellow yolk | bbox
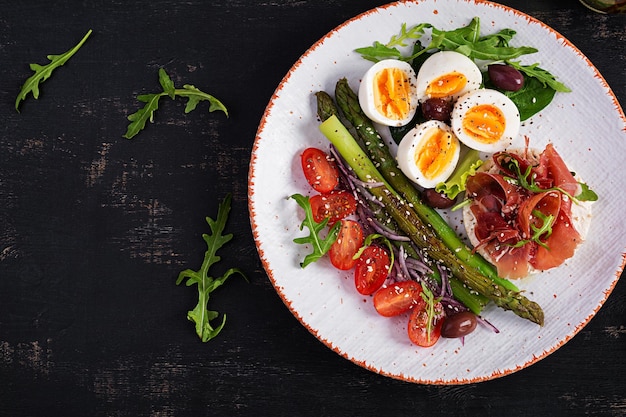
[396,120,461,189]
[416,51,482,103]
[450,88,521,153]
[358,59,418,127]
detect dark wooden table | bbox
[1,1,624,416]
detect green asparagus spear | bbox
[367,199,489,314]
[318,112,544,326]
[331,79,519,293]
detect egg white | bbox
[358,59,418,127]
[396,120,461,189]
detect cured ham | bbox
[464,144,586,279]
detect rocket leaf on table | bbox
[176,194,246,342]
[15,29,93,111]
[123,68,228,139]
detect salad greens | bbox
[15,29,93,111]
[435,149,483,200]
[124,68,228,139]
[176,194,246,342]
[290,193,341,268]
[355,18,536,63]
[356,17,569,121]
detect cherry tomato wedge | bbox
[407,299,444,347]
[329,220,364,270]
[309,191,357,224]
[373,281,423,317]
[301,147,340,193]
[354,245,391,295]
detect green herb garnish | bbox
[353,233,395,272]
[355,23,432,62]
[502,155,598,203]
[356,18,536,63]
[124,68,228,139]
[15,29,93,111]
[176,194,246,342]
[510,210,555,250]
[290,193,341,268]
[420,285,442,344]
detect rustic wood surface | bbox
[0,1,624,416]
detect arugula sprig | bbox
[502,155,598,202]
[353,233,395,272]
[15,29,93,111]
[176,194,246,342]
[510,210,555,250]
[290,193,341,268]
[355,23,432,62]
[420,285,443,344]
[124,68,228,139]
[355,18,536,63]
[508,61,571,93]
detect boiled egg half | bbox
[358,59,418,127]
[415,51,482,103]
[450,88,521,153]
[396,120,461,189]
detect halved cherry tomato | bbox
[329,220,364,270]
[407,299,445,347]
[309,190,357,224]
[373,281,423,317]
[354,245,391,295]
[301,147,340,193]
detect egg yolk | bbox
[373,68,412,120]
[415,128,458,180]
[426,71,467,98]
[461,104,506,144]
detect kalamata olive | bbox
[422,188,456,209]
[487,64,524,92]
[441,311,478,338]
[421,97,453,122]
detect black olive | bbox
[441,311,478,338]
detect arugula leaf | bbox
[356,18,537,63]
[290,193,341,268]
[176,194,246,342]
[420,285,442,344]
[353,233,395,273]
[354,23,432,62]
[502,155,598,204]
[426,18,537,61]
[15,29,92,111]
[124,68,228,139]
[508,61,571,93]
[509,210,555,250]
[576,182,599,202]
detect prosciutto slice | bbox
[465,144,583,278]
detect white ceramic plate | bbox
[248,0,626,384]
